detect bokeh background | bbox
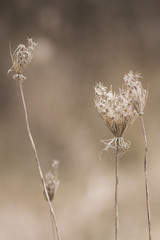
[1,0,160,239]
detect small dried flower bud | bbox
[8,38,37,79]
[46,173,56,201]
[123,71,148,115]
[45,160,60,201]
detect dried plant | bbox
[123,71,148,115]
[45,160,60,239]
[45,159,60,202]
[8,38,37,81]
[95,82,138,137]
[123,71,151,240]
[95,81,137,240]
[8,38,61,240]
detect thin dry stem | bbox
[140,115,152,240]
[19,80,61,240]
[115,138,119,240]
[50,210,57,240]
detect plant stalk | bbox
[140,114,152,240]
[115,138,119,240]
[19,80,61,240]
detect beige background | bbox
[0,0,160,239]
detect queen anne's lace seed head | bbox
[95,82,138,138]
[123,71,148,115]
[8,38,37,81]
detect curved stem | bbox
[115,138,119,240]
[140,115,152,240]
[19,81,61,240]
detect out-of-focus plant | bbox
[8,38,61,240]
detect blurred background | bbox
[0,0,160,239]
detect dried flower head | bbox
[95,82,138,138]
[45,160,60,201]
[8,38,37,80]
[123,71,148,115]
[95,81,138,156]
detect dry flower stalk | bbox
[123,71,151,240]
[8,38,61,240]
[95,80,138,240]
